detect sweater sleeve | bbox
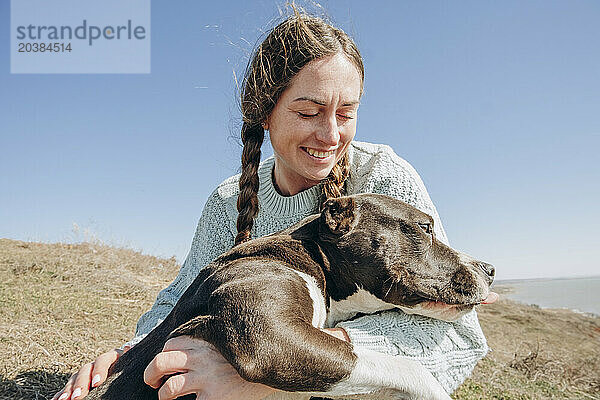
[123,189,235,348]
[337,145,489,393]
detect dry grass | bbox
[454,287,600,399]
[0,238,599,399]
[0,238,179,400]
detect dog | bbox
[87,193,495,400]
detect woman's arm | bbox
[336,307,488,393]
[341,144,489,393]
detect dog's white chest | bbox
[327,288,396,327]
[293,271,397,329]
[292,270,328,328]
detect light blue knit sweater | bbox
[126,141,489,393]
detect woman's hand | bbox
[52,327,350,400]
[52,346,129,400]
[144,336,277,400]
[143,328,350,400]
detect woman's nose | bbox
[315,114,340,146]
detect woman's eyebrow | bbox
[292,96,360,107]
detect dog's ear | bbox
[319,197,357,239]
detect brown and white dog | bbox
[87,193,495,400]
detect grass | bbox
[453,286,600,399]
[0,238,179,400]
[0,238,598,399]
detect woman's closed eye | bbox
[297,112,355,120]
[298,112,318,118]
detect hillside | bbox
[0,238,598,399]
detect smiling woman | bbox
[54,6,491,400]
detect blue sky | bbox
[1,1,598,280]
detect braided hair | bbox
[235,6,364,246]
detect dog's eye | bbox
[418,223,432,234]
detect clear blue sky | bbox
[1,1,598,280]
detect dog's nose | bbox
[477,262,495,278]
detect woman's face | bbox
[266,53,362,196]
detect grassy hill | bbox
[0,238,598,399]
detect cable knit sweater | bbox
[126,141,489,394]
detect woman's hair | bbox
[234,6,364,246]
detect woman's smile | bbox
[301,146,337,161]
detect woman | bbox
[55,9,490,400]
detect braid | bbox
[320,152,351,207]
[234,122,265,246]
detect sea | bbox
[494,276,600,316]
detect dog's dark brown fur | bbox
[87,194,494,400]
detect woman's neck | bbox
[272,159,320,196]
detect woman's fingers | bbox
[145,336,215,389]
[52,347,127,400]
[146,336,277,400]
[70,362,94,399]
[52,373,77,400]
[157,373,198,400]
[144,350,191,389]
[89,349,121,388]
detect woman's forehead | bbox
[283,55,362,104]
[291,96,360,107]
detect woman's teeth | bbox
[305,147,335,158]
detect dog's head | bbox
[318,193,495,321]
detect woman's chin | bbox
[295,163,336,182]
[306,168,335,183]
